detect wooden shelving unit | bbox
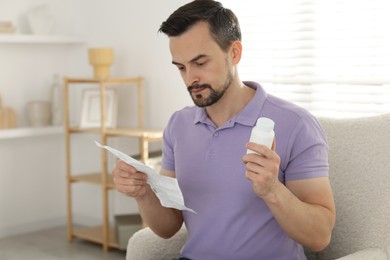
[63,76,163,251]
[73,226,118,248]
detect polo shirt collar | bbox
[235,81,267,127]
[193,81,267,127]
[194,106,208,125]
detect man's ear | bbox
[230,40,242,64]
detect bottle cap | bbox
[256,117,274,131]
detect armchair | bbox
[126,114,390,260]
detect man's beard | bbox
[187,71,233,107]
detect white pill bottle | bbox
[247,117,275,154]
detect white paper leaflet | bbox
[95,141,196,213]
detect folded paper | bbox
[95,141,196,213]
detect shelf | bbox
[0,126,63,140]
[0,34,85,44]
[69,152,161,188]
[70,173,115,189]
[68,127,163,140]
[73,226,119,249]
[65,77,142,84]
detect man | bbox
[112,0,335,259]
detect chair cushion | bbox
[126,225,186,260]
[317,114,390,259]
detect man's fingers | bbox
[246,142,274,158]
[116,160,137,173]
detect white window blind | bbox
[222,0,390,118]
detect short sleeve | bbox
[161,112,176,172]
[284,114,329,181]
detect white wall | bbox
[0,0,192,237]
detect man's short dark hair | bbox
[159,0,241,51]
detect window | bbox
[222,0,390,117]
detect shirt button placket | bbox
[208,131,219,158]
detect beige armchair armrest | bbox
[335,248,388,260]
[126,226,186,260]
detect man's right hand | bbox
[112,160,149,198]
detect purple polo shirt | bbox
[162,82,329,260]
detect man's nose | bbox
[184,69,199,87]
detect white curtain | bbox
[222,0,390,117]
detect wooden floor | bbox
[0,225,126,260]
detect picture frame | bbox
[79,88,118,128]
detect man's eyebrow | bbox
[172,60,183,66]
[172,54,208,66]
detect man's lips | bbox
[191,87,205,94]
[188,85,208,94]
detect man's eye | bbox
[177,66,185,71]
[196,61,206,66]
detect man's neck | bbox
[205,82,255,128]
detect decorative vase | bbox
[26,101,51,127]
[88,48,114,79]
[50,74,63,126]
[26,4,55,35]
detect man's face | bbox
[169,22,233,107]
